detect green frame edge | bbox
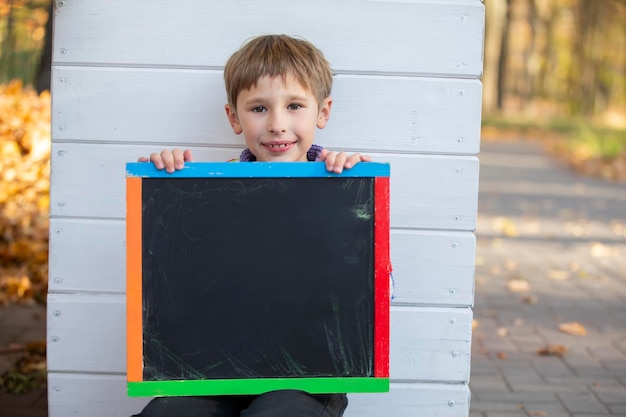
[128,377,389,397]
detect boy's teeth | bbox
[269,143,288,148]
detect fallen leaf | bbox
[497,352,508,360]
[508,279,530,293]
[559,321,587,336]
[494,217,519,238]
[472,319,479,330]
[548,269,569,280]
[537,344,568,356]
[0,338,47,394]
[0,81,51,306]
[497,328,508,337]
[528,411,547,417]
[522,295,538,304]
[590,242,619,258]
[505,260,518,271]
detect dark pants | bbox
[132,390,348,417]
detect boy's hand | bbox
[319,149,372,174]
[137,148,194,173]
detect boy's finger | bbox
[333,152,348,173]
[183,149,194,162]
[344,153,370,169]
[149,153,165,170]
[161,150,176,173]
[324,152,337,172]
[172,148,185,170]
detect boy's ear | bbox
[225,103,243,134]
[316,97,332,129]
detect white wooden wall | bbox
[48,1,484,416]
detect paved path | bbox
[471,139,626,417]
[0,302,47,417]
[1,139,625,416]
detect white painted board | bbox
[51,68,482,155]
[49,144,479,230]
[47,294,472,383]
[52,0,485,78]
[48,218,475,306]
[48,373,470,417]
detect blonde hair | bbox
[224,34,333,109]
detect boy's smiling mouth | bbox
[265,141,296,151]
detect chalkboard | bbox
[126,162,390,397]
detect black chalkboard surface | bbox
[126,162,390,397]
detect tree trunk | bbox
[497,0,513,110]
[482,0,509,114]
[35,1,53,93]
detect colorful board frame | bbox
[126,162,390,397]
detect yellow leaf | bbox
[548,270,569,280]
[537,344,568,356]
[508,279,530,293]
[559,322,587,336]
[505,260,518,271]
[494,217,518,238]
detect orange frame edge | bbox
[126,177,143,382]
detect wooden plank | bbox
[47,294,126,373]
[48,373,149,417]
[47,294,472,382]
[389,154,478,230]
[48,373,469,417]
[346,383,470,417]
[391,306,471,382]
[51,67,482,155]
[49,144,479,231]
[391,230,475,306]
[52,0,484,78]
[49,218,475,306]
[48,218,125,293]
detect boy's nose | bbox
[267,111,287,133]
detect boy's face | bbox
[225,74,332,162]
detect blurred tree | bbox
[483,0,508,113]
[34,0,50,92]
[0,0,51,87]
[482,0,626,124]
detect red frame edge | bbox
[374,176,390,378]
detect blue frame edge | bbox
[126,162,390,178]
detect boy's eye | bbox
[287,103,303,110]
[251,106,266,113]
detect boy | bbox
[138,34,369,173]
[133,34,370,417]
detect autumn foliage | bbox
[0,80,50,305]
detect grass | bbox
[481,115,626,159]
